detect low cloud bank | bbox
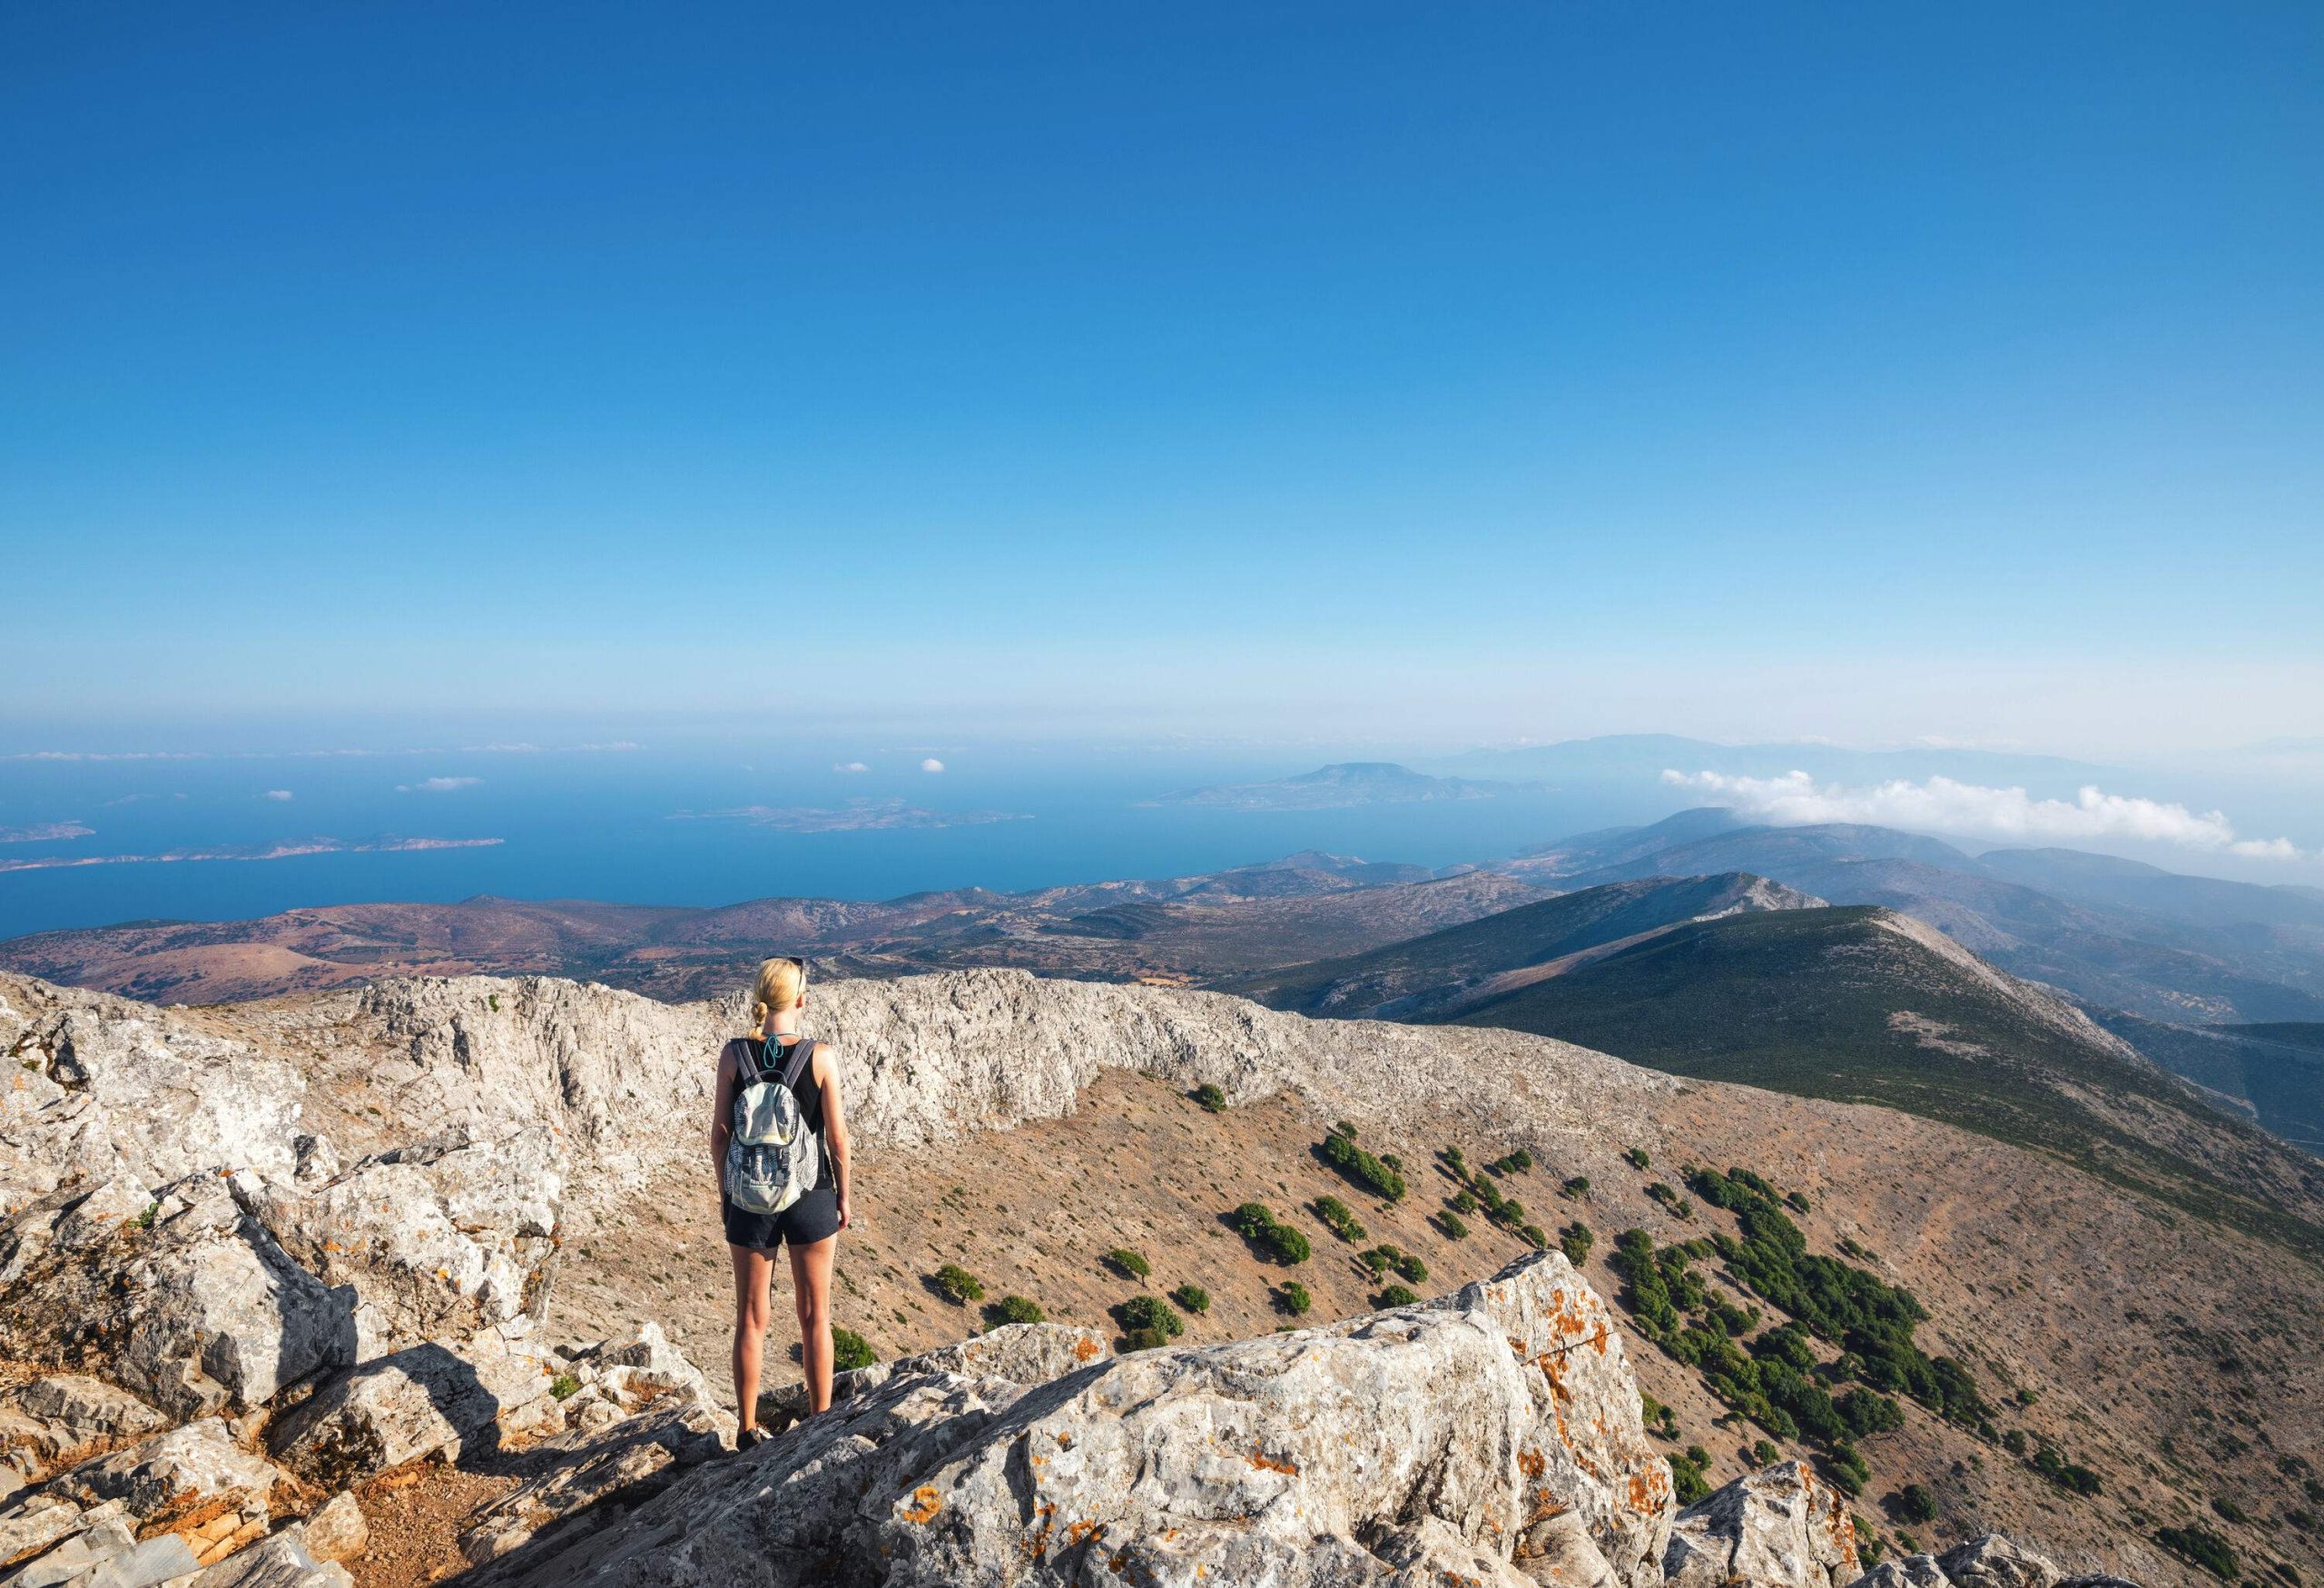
[399,775,482,793]
[1662,769,2306,861]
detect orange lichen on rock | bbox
[901,1484,943,1525]
[1247,1451,1298,1475]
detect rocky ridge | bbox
[0,968,2293,1584]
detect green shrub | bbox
[1106,1248,1152,1280]
[1561,1176,1590,1198]
[1232,1202,1311,1264]
[1170,1283,1210,1315]
[1322,1129,1406,1201]
[2210,1496,2247,1524]
[988,1295,1045,1327]
[1822,1441,1869,1496]
[1561,1221,1596,1265]
[932,1264,984,1305]
[1520,1223,1548,1249]
[1442,1145,1468,1176]
[1193,1082,1228,1112]
[2154,1526,2239,1580]
[1311,1196,1367,1244]
[1275,1281,1312,1317]
[1489,1149,1533,1176]
[1669,1448,1711,1504]
[1625,1148,1650,1169]
[1393,1251,1426,1284]
[1451,1189,1479,1215]
[1121,1327,1172,1353]
[1116,1294,1184,1340]
[1784,1190,1811,1213]
[1436,1211,1469,1240]
[1375,1283,1421,1307]
[549,1373,581,1400]
[1894,1484,1939,1524]
[1753,1438,1779,1465]
[1359,1244,1397,1276]
[832,1327,878,1371]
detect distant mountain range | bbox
[1422,732,2122,794]
[1149,761,1548,810]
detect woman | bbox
[710,955,852,1447]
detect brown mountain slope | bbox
[0,862,1548,1003]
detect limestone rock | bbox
[0,1178,355,1421]
[239,1129,562,1358]
[586,1323,718,1421]
[298,1493,367,1564]
[266,1328,561,1489]
[6,1509,134,1588]
[0,995,307,1212]
[1664,1462,1859,1588]
[1440,1252,1673,1585]
[70,1533,199,1588]
[0,1376,169,1487]
[458,1403,728,1565]
[1936,1536,2061,1588]
[44,1420,282,1563]
[754,1321,1108,1433]
[462,1368,1039,1585]
[0,1494,89,1572]
[1850,1556,1954,1588]
[176,1529,357,1586]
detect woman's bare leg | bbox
[788,1234,838,1415]
[728,1243,774,1431]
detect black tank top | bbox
[743,1036,824,1138]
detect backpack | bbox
[723,1036,822,1216]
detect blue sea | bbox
[0,735,1640,940]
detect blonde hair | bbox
[749,956,806,1037]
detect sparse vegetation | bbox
[1375,1284,1421,1307]
[1625,1148,1650,1169]
[2155,1525,2240,1580]
[1359,1244,1427,1285]
[1322,1123,1406,1201]
[1193,1082,1228,1112]
[1442,1146,1468,1177]
[1435,1210,1469,1240]
[1450,1189,1479,1215]
[1105,1248,1152,1280]
[1893,1483,1938,1524]
[2032,1446,2102,1495]
[1311,1195,1367,1244]
[1519,1223,1547,1249]
[832,1327,878,1371]
[931,1264,985,1305]
[550,1373,581,1400]
[1561,1176,1590,1199]
[1170,1283,1210,1315]
[1274,1281,1312,1316]
[1232,1202,1313,1265]
[1560,1221,1595,1265]
[1488,1149,1533,1176]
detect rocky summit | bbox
[0,967,2305,1585]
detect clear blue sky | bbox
[4,1,2319,754]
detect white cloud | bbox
[399,775,482,794]
[920,757,946,774]
[834,761,871,774]
[262,788,294,802]
[1661,769,2309,860]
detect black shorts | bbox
[723,1186,842,1251]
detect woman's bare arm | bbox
[815,1043,852,1229]
[708,1041,737,1185]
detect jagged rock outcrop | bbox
[44,1418,285,1565]
[1937,1536,2062,1588]
[265,1322,565,1490]
[463,1254,1674,1588]
[753,1320,1109,1432]
[0,1175,354,1421]
[0,1376,169,1490]
[1663,1461,1858,1588]
[239,1128,563,1358]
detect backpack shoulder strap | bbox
[779,1036,817,1090]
